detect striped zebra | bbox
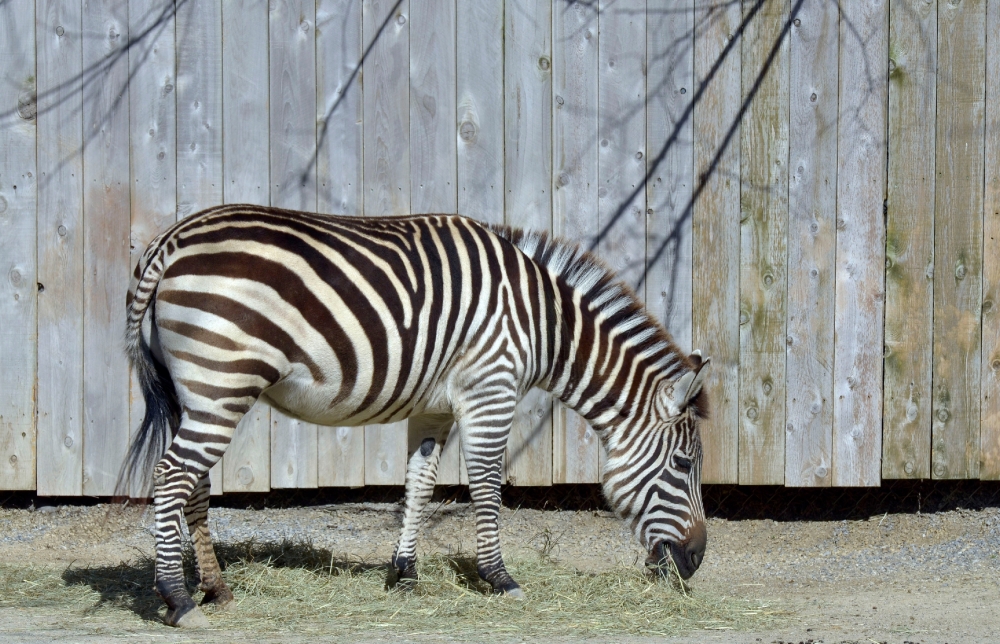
[120,204,710,627]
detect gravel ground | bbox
[1,500,999,642]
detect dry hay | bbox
[0,539,780,638]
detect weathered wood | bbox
[931,0,985,480]
[128,0,176,497]
[176,0,225,492]
[81,0,130,496]
[834,0,888,487]
[785,0,838,487]
[598,0,646,289]
[363,0,410,485]
[316,0,365,487]
[221,0,271,493]
[645,0,693,353]
[505,0,552,487]
[269,0,319,489]
[36,0,84,496]
[456,0,503,224]
[882,0,935,480]
[981,0,1000,480]
[0,0,38,490]
[737,0,788,486]
[317,0,364,216]
[409,0,455,214]
[271,411,318,488]
[692,0,741,484]
[551,0,598,484]
[176,0,222,218]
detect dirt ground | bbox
[0,494,998,643]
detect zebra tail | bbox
[115,246,179,500]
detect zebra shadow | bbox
[60,538,388,623]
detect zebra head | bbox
[604,351,710,581]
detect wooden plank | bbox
[505,0,552,487]
[318,425,365,487]
[691,0,741,484]
[0,0,38,490]
[881,0,935,480]
[81,0,131,496]
[931,0,985,480]
[409,0,455,214]
[176,0,222,217]
[362,0,409,486]
[36,0,84,496]
[408,0,457,485]
[598,0,645,289]
[982,0,1000,480]
[176,0,224,492]
[221,0,271,493]
[833,0,888,487]
[317,0,363,216]
[269,0,319,489]
[645,0,693,353]
[128,0,176,498]
[737,0,788,486]
[785,0,838,487]
[315,0,365,487]
[551,0,598,484]
[270,411,318,488]
[456,0,503,224]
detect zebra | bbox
[119,204,710,628]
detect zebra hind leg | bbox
[152,454,211,628]
[391,415,451,588]
[184,474,234,609]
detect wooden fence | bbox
[0,0,997,494]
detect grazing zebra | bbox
[119,204,710,628]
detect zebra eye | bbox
[673,455,692,473]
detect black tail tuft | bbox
[115,317,179,500]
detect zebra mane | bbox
[488,224,691,378]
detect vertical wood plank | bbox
[738,0,788,486]
[785,0,838,487]
[0,0,38,490]
[176,0,224,493]
[363,0,409,486]
[128,0,176,498]
[692,0,741,484]
[646,0,694,353]
[931,0,985,480]
[882,0,935,480]
[598,0,645,289]
[269,0,319,489]
[221,0,271,494]
[981,0,1000,480]
[409,0,456,214]
[316,0,364,487]
[552,0,599,484]
[456,0,503,224]
[81,0,130,496]
[36,0,84,496]
[833,0,888,487]
[505,0,552,487]
[409,0,457,484]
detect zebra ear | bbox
[661,352,711,417]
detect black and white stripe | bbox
[120,204,710,626]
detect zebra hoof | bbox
[167,604,211,629]
[502,586,525,600]
[201,585,235,609]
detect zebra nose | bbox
[685,521,707,572]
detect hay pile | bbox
[0,540,779,638]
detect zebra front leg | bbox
[391,414,453,587]
[153,454,211,628]
[184,473,234,608]
[462,422,523,598]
